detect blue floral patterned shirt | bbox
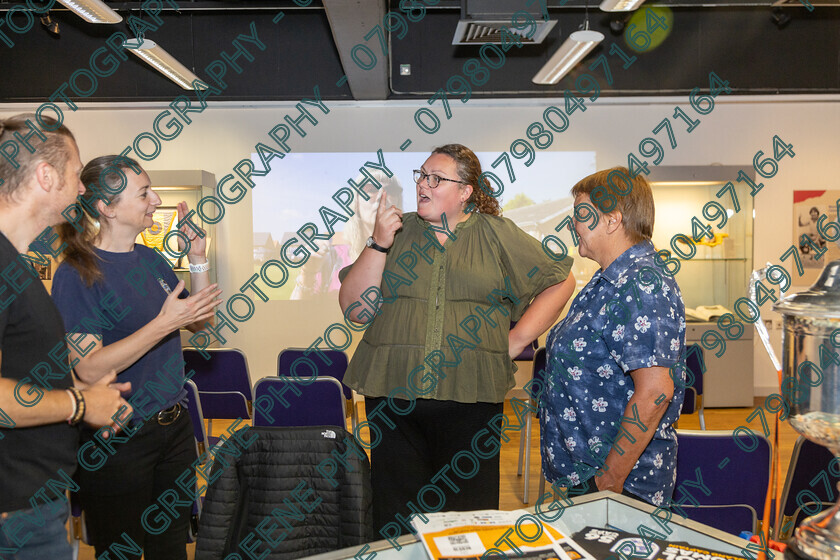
[540,240,686,506]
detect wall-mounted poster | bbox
[793,190,840,282]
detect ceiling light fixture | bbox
[123,38,206,90]
[532,23,604,85]
[600,0,646,11]
[55,0,122,23]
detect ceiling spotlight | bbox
[609,15,629,33]
[771,8,791,29]
[39,14,60,36]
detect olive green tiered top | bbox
[339,212,573,404]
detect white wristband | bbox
[66,389,77,423]
[189,261,210,274]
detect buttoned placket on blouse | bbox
[420,214,476,400]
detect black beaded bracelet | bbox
[66,387,86,426]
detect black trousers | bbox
[76,409,196,560]
[365,397,504,535]
[573,477,637,499]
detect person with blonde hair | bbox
[339,144,575,533]
[541,167,685,507]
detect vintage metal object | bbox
[774,260,840,560]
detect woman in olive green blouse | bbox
[339,144,575,533]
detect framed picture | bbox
[793,190,840,283]
[138,207,182,268]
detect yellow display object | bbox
[694,232,729,248]
[139,209,177,252]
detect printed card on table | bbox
[573,526,745,560]
[411,510,593,560]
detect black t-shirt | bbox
[0,231,78,512]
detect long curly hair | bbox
[432,144,501,216]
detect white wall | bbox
[4,95,839,396]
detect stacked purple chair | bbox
[183,348,254,444]
[674,429,771,535]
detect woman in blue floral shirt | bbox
[540,166,686,506]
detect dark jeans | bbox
[365,397,505,535]
[0,498,71,560]
[76,409,196,560]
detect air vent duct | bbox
[452,0,556,45]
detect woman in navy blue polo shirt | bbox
[52,155,221,559]
[541,166,686,507]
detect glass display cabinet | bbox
[648,165,756,407]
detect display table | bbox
[302,492,779,559]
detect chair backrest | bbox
[184,348,253,420]
[525,347,548,418]
[194,425,373,560]
[681,344,705,415]
[183,379,211,457]
[253,376,347,428]
[278,348,351,400]
[533,346,547,384]
[775,436,837,540]
[675,429,771,535]
[685,344,705,395]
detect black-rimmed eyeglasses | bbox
[413,169,469,189]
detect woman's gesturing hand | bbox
[176,201,208,263]
[157,281,222,331]
[372,191,403,249]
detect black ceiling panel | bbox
[0,2,838,102]
[388,8,840,97]
[0,6,351,102]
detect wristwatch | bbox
[366,236,390,254]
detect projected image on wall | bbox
[252,152,596,301]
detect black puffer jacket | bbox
[195,425,373,560]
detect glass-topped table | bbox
[303,492,781,560]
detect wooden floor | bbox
[75,398,799,559]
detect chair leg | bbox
[523,411,532,504]
[698,396,706,430]
[539,470,546,498]
[350,398,359,433]
[69,498,79,560]
[518,398,530,476]
[698,408,706,430]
